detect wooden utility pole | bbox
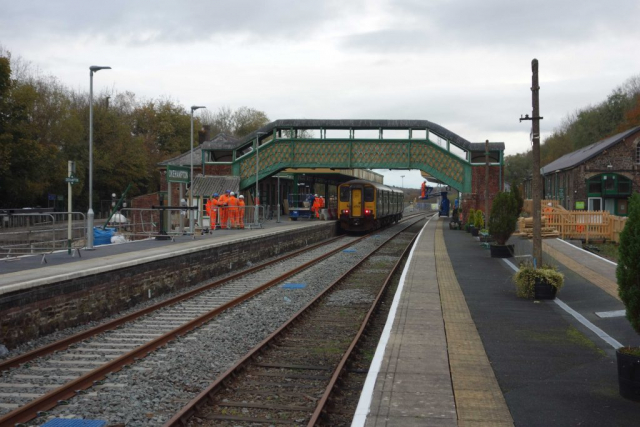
[520,59,543,267]
[485,139,490,225]
[531,59,542,266]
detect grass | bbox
[521,325,606,357]
[584,241,619,263]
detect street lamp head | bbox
[90,65,111,73]
[191,105,206,111]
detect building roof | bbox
[469,142,505,151]
[157,147,202,167]
[541,126,640,175]
[190,176,240,198]
[201,133,240,150]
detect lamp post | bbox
[255,132,267,224]
[87,65,111,250]
[189,105,206,234]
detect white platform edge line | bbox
[350,215,434,427]
[502,259,623,349]
[555,238,618,266]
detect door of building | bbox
[588,197,602,211]
[617,199,629,216]
[604,198,616,215]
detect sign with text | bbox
[167,165,190,183]
[575,201,585,210]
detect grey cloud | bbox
[0,0,350,46]
[340,0,640,53]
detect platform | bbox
[0,219,334,294]
[354,218,640,426]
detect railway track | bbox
[1,214,428,426]
[0,235,364,426]
[166,216,430,426]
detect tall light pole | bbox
[255,132,266,224]
[189,105,206,234]
[87,65,111,250]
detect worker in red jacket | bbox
[238,195,246,229]
[228,191,239,228]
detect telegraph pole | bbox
[485,139,490,225]
[521,59,543,267]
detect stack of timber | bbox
[516,217,560,239]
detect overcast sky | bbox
[1,0,639,188]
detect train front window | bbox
[364,187,375,202]
[340,187,350,202]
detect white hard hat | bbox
[230,191,235,196]
[239,195,244,199]
[314,194,318,197]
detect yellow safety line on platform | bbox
[435,220,514,427]
[542,241,620,302]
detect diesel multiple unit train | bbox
[337,179,404,232]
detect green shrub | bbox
[467,208,475,224]
[489,192,519,245]
[474,210,484,229]
[617,193,640,334]
[511,185,524,216]
[514,263,564,298]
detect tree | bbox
[201,106,269,138]
[488,192,519,245]
[617,194,640,334]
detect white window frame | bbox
[588,197,602,211]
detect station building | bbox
[534,126,640,216]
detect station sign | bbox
[65,176,79,184]
[167,165,190,183]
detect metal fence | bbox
[0,212,87,259]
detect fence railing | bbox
[522,200,628,243]
[0,212,87,257]
[523,199,562,215]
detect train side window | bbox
[340,186,350,202]
[364,187,375,202]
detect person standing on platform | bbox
[313,195,321,219]
[238,195,246,228]
[228,191,239,228]
[218,190,230,229]
[205,195,215,230]
[210,193,219,229]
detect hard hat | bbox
[230,191,235,196]
[226,189,231,193]
[213,193,219,197]
[314,194,318,197]
[239,195,244,199]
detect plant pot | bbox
[534,277,557,299]
[465,224,471,233]
[471,227,479,237]
[490,244,514,258]
[617,349,640,401]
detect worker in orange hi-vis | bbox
[228,191,239,228]
[205,195,215,230]
[310,194,318,218]
[237,195,246,229]
[218,190,230,229]
[210,193,220,229]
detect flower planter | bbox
[534,276,557,299]
[465,224,471,233]
[471,227,479,237]
[617,349,640,401]
[490,244,514,258]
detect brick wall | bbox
[460,165,502,223]
[0,223,337,348]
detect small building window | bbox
[588,181,602,195]
[604,176,615,191]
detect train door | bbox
[352,187,363,217]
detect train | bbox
[337,179,404,232]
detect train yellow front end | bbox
[338,180,403,232]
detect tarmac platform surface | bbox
[354,218,640,426]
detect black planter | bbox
[471,227,479,236]
[617,349,640,401]
[534,277,557,299]
[465,224,471,233]
[490,244,514,258]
